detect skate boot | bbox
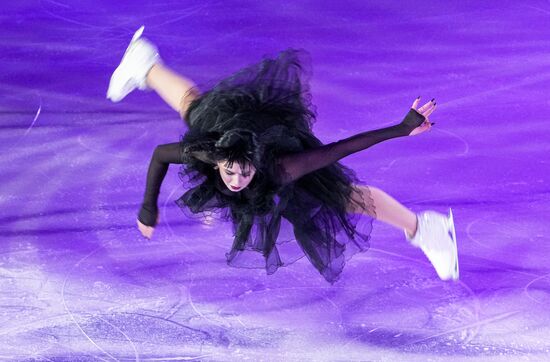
[106,26,161,102]
[405,208,459,281]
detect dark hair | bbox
[213,128,262,171]
[179,124,273,206]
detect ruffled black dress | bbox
[138,49,426,284]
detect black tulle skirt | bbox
[175,49,375,284]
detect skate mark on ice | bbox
[61,247,116,361]
[77,135,146,160]
[466,217,494,249]
[369,247,432,267]
[120,311,212,337]
[378,159,398,173]
[454,281,482,345]
[163,285,189,321]
[523,273,550,304]
[399,310,520,348]
[23,102,42,137]
[188,291,232,329]
[95,314,140,361]
[42,0,71,8]
[433,128,469,157]
[39,1,107,30]
[150,4,213,28]
[466,216,544,276]
[523,4,550,16]
[163,184,204,258]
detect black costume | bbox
[138,50,426,284]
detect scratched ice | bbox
[1,0,550,361]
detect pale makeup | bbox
[216,160,256,192]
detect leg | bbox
[349,184,459,281]
[146,63,200,119]
[349,185,417,237]
[107,26,199,120]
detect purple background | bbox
[1,0,550,360]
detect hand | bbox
[137,214,159,239]
[408,97,436,136]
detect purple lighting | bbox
[1,0,549,360]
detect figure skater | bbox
[106,26,458,284]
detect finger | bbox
[139,226,149,238]
[142,228,153,239]
[137,219,154,239]
[417,98,435,114]
[423,103,437,117]
[419,98,436,112]
[411,96,421,110]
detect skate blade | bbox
[448,208,459,281]
[131,26,145,43]
[121,26,145,58]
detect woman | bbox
[107,26,458,284]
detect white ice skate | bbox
[106,26,161,102]
[405,208,459,281]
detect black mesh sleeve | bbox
[138,142,182,227]
[277,109,425,184]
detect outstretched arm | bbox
[277,98,436,184]
[138,142,182,238]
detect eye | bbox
[243,174,250,177]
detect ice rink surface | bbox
[1,1,550,361]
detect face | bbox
[216,160,256,192]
